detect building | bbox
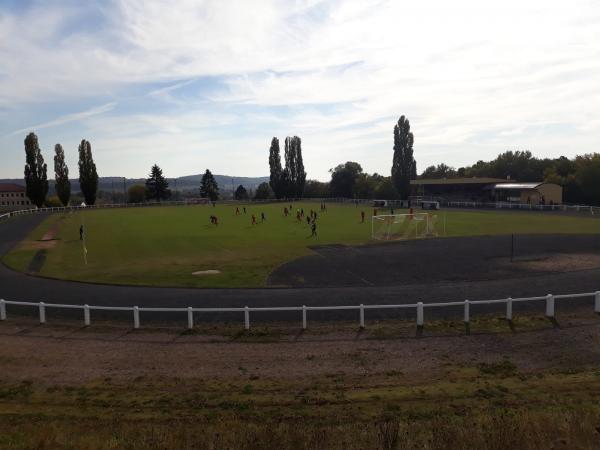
[0,183,34,210]
[410,178,562,204]
[487,182,562,205]
[411,177,509,202]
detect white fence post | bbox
[0,299,5,321]
[39,302,46,324]
[359,304,365,329]
[464,300,470,323]
[595,291,600,314]
[133,306,140,329]
[506,297,513,321]
[84,305,90,326]
[187,307,194,330]
[545,294,555,318]
[244,306,250,330]
[302,305,307,330]
[417,302,424,327]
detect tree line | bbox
[24,132,98,208]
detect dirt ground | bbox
[1,308,599,386]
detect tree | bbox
[200,169,219,201]
[23,132,49,208]
[268,138,284,198]
[303,180,330,198]
[53,144,71,206]
[78,139,99,205]
[391,115,416,198]
[420,163,457,179]
[574,154,600,205]
[234,184,249,200]
[329,162,363,197]
[128,184,146,203]
[254,182,273,200]
[375,178,400,199]
[283,136,306,198]
[354,174,378,199]
[145,164,170,201]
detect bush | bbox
[128,185,146,203]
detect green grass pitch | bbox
[3,202,600,288]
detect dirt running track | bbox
[1,213,599,324]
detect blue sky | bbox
[1,0,599,180]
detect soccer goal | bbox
[371,212,438,241]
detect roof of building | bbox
[489,182,544,190]
[410,177,510,186]
[0,183,26,192]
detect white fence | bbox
[2,198,599,221]
[1,291,598,331]
[446,201,600,214]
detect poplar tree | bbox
[268,137,284,198]
[78,139,99,205]
[53,143,71,206]
[391,115,416,199]
[23,132,48,208]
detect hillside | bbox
[0,174,269,194]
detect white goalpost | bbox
[371,212,438,241]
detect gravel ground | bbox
[0,309,599,384]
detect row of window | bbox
[0,192,25,197]
[0,200,30,206]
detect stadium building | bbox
[0,183,33,210]
[411,178,562,205]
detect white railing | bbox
[446,201,600,214]
[1,291,598,331]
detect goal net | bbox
[371,213,438,241]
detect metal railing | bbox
[2,198,599,221]
[446,201,600,214]
[1,291,598,331]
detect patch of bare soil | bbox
[40,221,61,241]
[508,253,600,272]
[0,309,598,386]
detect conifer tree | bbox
[200,169,219,201]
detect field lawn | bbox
[3,202,600,288]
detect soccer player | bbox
[261,212,266,222]
[235,207,240,215]
[251,214,257,225]
[296,211,301,222]
[306,216,310,225]
[300,208,304,218]
[284,207,288,217]
[243,207,247,214]
[361,211,365,223]
[311,221,317,237]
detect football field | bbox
[3,202,600,288]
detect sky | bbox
[0,0,599,181]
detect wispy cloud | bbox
[7,102,117,137]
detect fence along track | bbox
[1,291,598,331]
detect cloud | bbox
[0,0,599,179]
[7,102,117,137]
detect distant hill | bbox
[0,174,269,194]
